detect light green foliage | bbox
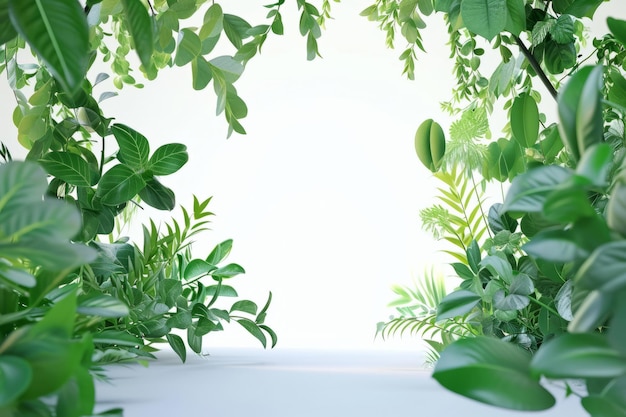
[370,1,626,415]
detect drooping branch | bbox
[514,35,558,100]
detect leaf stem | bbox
[513,36,558,100]
[529,296,559,317]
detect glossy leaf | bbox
[502,166,572,213]
[460,0,507,41]
[199,3,223,40]
[77,294,129,318]
[0,237,96,270]
[433,337,555,410]
[436,289,481,320]
[230,300,257,315]
[184,260,216,281]
[575,143,612,187]
[39,151,99,187]
[122,0,153,69]
[607,17,626,47]
[212,263,245,279]
[209,56,244,83]
[235,318,266,348]
[560,0,605,18]
[488,203,517,234]
[575,241,626,292]
[0,356,32,407]
[111,124,150,171]
[542,187,595,223]
[543,40,576,74]
[523,229,588,263]
[0,265,36,288]
[166,334,187,363]
[582,396,626,417]
[148,143,188,175]
[206,239,233,265]
[510,93,539,148]
[96,164,146,206]
[568,290,612,332]
[531,333,626,378]
[139,177,175,211]
[8,0,89,93]
[55,367,95,417]
[222,14,251,49]
[175,28,201,67]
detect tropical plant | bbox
[368,0,626,415]
[0,0,329,414]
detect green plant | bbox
[368,0,626,415]
[0,0,330,415]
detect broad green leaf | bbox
[510,93,538,148]
[39,151,99,187]
[183,259,216,281]
[0,264,36,288]
[122,0,153,69]
[523,229,588,263]
[480,255,513,282]
[608,299,626,356]
[0,198,81,241]
[0,356,31,406]
[205,284,237,297]
[504,0,525,36]
[96,164,146,206]
[493,290,529,310]
[487,203,518,234]
[8,0,89,93]
[576,66,604,157]
[608,69,626,108]
[223,14,251,49]
[259,324,278,348]
[166,311,192,329]
[466,240,481,273]
[502,166,572,213]
[0,0,17,44]
[433,337,555,410]
[56,367,94,417]
[199,3,223,40]
[543,40,576,74]
[575,241,626,292]
[235,318,267,348]
[561,0,605,18]
[92,330,142,347]
[212,263,245,279]
[460,0,507,41]
[192,56,213,90]
[531,333,626,379]
[166,334,187,363]
[550,15,575,44]
[509,273,534,295]
[206,239,233,265]
[230,300,257,315]
[0,238,96,270]
[111,123,150,170]
[175,28,201,67]
[139,177,175,211]
[187,327,202,353]
[542,187,595,223]
[209,55,244,83]
[608,17,626,47]
[575,143,612,187]
[557,66,596,160]
[436,289,481,320]
[568,290,612,332]
[77,294,129,318]
[398,0,418,22]
[148,143,188,175]
[582,395,626,417]
[555,280,573,321]
[194,317,219,336]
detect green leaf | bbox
[184,259,216,280]
[0,264,36,288]
[8,0,89,93]
[139,177,175,211]
[542,187,595,223]
[510,93,539,148]
[0,0,17,45]
[575,241,626,292]
[460,0,507,41]
[531,333,626,379]
[96,164,146,206]
[230,300,257,315]
[211,263,245,279]
[436,289,481,320]
[223,14,251,49]
[199,3,223,40]
[192,56,213,90]
[166,334,187,363]
[523,229,588,263]
[561,0,605,18]
[0,238,96,270]
[122,0,153,69]
[502,166,572,213]
[433,337,555,410]
[607,17,626,47]
[111,124,150,170]
[582,395,626,417]
[39,151,99,187]
[493,290,529,310]
[488,203,518,234]
[148,143,188,176]
[0,356,32,407]
[77,294,129,318]
[509,273,534,295]
[205,284,237,297]
[56,367,95,417]
[235,318,266,348]
[175,28,201,67]
[543,40,576,74]
[575,143,612,187]
[206,239,233,265]
[92,330,142,347]
[504,0,525,36]
[209,55,244,83]
[481,255,513,282]
[568,290,612,332]
[550,15,575,44]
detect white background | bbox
[1,2,619,350]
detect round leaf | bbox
[0,356,32,407]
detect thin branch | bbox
[514,35,558,100]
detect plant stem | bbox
[513,36,558,100]
[529,296,560,317]
[469,171,493,240]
